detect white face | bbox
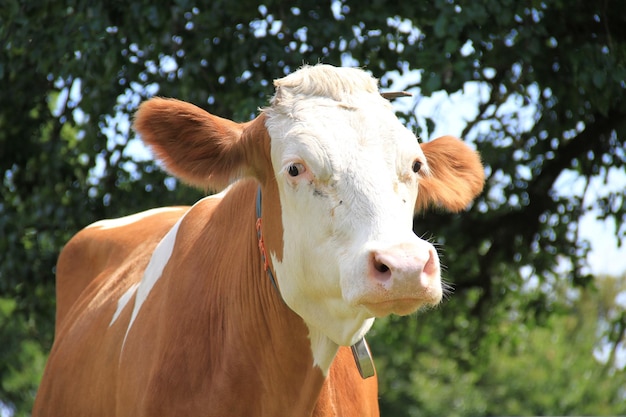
[264,67,442,350]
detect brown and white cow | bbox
[33,64,484,416]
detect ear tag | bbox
[350,337,375,379]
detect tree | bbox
[370,273,626,416]
[1,0,625,414]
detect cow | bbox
[33,64,484,416]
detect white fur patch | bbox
[88,207,183,230]
[307,327,340,376]
[122,213,184,346]
[306,319,375,375]
[109,283,139,326]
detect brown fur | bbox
[416,135,485,213]
[134,98,250,190]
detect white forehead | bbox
[263,65,423,172]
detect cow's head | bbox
[134,65,484,360]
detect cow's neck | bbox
[254,184,341,372]
[255,184,375,380]
[202,180,333,414]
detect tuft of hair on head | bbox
[270,64,380,107]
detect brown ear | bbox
[415,135,485,213]
[133,98,266,190]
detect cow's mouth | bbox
[360,297,432,317]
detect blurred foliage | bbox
[1,0,625,415]
[0,298,46,416]
[370,273,626,416]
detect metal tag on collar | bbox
[350,337,375,379]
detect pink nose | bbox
[368,243,440,297]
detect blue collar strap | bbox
[255,187,280,295]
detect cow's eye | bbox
[287,163,305,177]
[412,160,422,173]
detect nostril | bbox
[423,247,438,277]
[371,252,393,282]
[374,260,389,274]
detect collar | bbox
[255,187,280,294]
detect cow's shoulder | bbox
[55,206,189,330]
